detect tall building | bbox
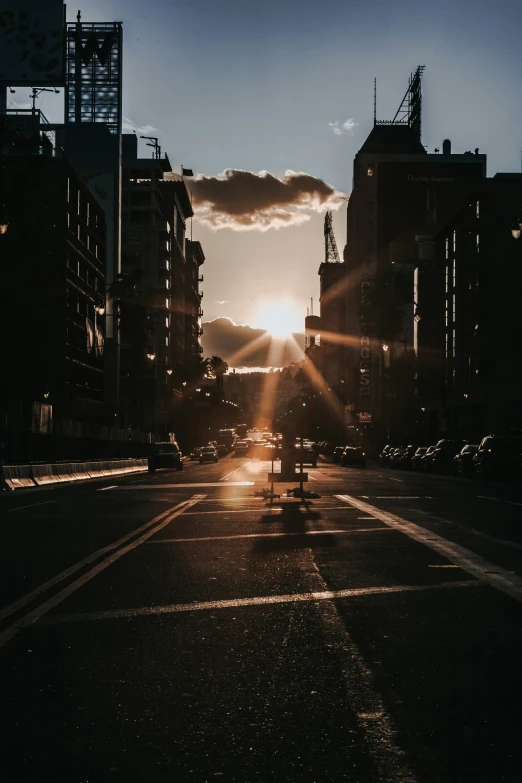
[184,239,205,365]
[120,135,197,435]
[0,152,107,461]
[416,174,522,441]
[343,68,486,442]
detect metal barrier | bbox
[2,459,148,491]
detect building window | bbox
[445,305,448,327]
[453,230,456,253]
[476,200,480,218]
[452,260,456,288]
[452,328,456,358]
[445,264,449,293]
[475,234,480,253]
[445,237,449,260]
[367,165,374,177]
[452,294,456,322]
[445,333,449,358]
[67,177,70,203]
[77,190,81,216]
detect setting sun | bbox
[254,298,304,338]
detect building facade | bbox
[343,124,486,442]
[1,154,107,459]
[416,175,522,442]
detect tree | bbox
[206,356,229,391]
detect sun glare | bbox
[254,299,303,338]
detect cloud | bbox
[122,117,159,135]
[167,169,344,232]
[201,317,305,368]
[328,118,358,136]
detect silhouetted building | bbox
[344,120,486,440]
[0,154,107,458]
[416,175,522,441]
[184,239,205,364]
[120,135,196,434]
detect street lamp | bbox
[30,87,59,112]
[146,348,156,361]
[382,342,389,352]
[94,303,105,316]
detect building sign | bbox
[407,175,455,183]
[358,412,372,424]
[0,1,65,85]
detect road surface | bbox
[2,456,522,782]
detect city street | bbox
[2,457,522,782]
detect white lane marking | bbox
[478,495,522,507]
[357,516,378,520]
[146,528,391,544]
[40,580,478,625]
[0,498,198,626]
[375,496,420,499]
[98,485,118,491]
[389,478,404,482]
[337,494,522,604]
[220,463,248,481]
[0,495,205,649]
[180,505,362,515]
[102,482,255,489]
[6,500,56,513]
[306,562,418,783]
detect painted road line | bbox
[0,498,197,626]
[146,528,392,544]
[40,580,478,625]
[478,495,522,507]
[0,495,205,649]
[389,478,405,482]
[180,505,363,515]
[337,494,522,604]
[6,500,56,513]
[375,496,421,499]
[98,485,118,491]
[220,463,248,481]
[101,482,255,489]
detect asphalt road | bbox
[2,456,522,782]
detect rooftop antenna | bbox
[373,78,377,126]
[324,211,340,264]
[140,135,161,159]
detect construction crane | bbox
[324,211,340,263]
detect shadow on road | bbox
[253,502,337,553]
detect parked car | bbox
[388,447,407,468]
[453,444,478,477]
[332,446,345,463]
[217,444,229,457]
[341,446,366,467]
[234,440,250,456]
[412,446,428,471]
[200,445,219,463]
[399,444,419,470]
[473,435,522,479]
[379,445,392,466]
[148,442,183,473]
[430,439,467,474]
[190,447,202,460]
[420,445,436,471]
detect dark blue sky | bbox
[20,0,521,353]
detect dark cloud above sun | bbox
[167,169,343,231]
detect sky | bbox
[12,0,522,367]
